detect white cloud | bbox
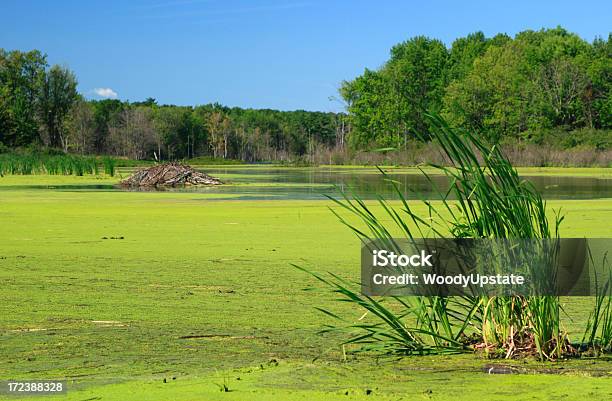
[93,87,118,99]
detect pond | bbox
[4,166,610,201]
[201,167,612,200]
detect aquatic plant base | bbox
[120,162,222,187]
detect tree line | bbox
[341,27,610,149]
[0,49,347,161]
[1,26,610,163]
[65,99,346,161]
[0,49,78,150]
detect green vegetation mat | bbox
[1,174,611,400]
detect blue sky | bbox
[1,0,610,112]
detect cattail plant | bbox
[298,114,610,360]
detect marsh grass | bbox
[581,265,612,354]
[298,114,611,361]
[102,157,116,177]
[0,154,114,176]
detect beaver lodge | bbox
[120,163,222,187]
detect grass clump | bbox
[0,153,114,176]
[298,113,611,361]
[102,157,116,177]
[581,269,612,354]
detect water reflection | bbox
[2,167,610,201]
[201,167,612,200]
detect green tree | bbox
[0,49,47,146]
[91,99,124,153]
[65,97,95,154]
[585,35,612,128]
[443,40,535,139]
[536,56,590,127]
[340,69,393,146]
[443,28,596,140]
[447,31,490,82]
[341,36,449,146]
[37,65,78,149]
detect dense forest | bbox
[341,27,611,150]
[0,49,344,161]
[0,27,610,164]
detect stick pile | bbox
[120,163,222,187]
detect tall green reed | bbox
[581,262,612,354]
[0,154,115,176]
[297,114,583,360]
[102,157,116,177]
